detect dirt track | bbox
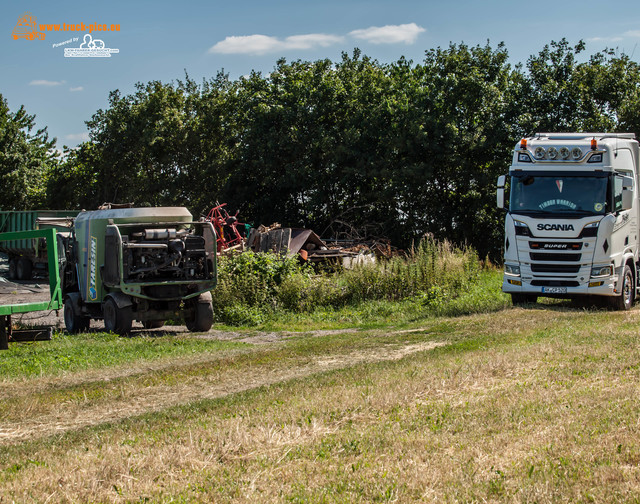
[0,330,446,445]
[0,256,448,446]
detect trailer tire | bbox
[611,264,634,311]
[511,293,538,306]
[64,297,90,333]
[16,257,32,280]
[185,294,213,332]
[7,259,16,280]
[103,297,133,335]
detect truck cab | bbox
[497,133,639,309]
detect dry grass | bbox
[2,306,640,502]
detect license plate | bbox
[542,287,567,294]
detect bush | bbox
[211,238,484,326]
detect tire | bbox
[511,293,538,306]
[64,297,90,333]
[16,257,32,280]
[103,297,133,335]
[611,264,634,311]
[142,320,165,329]
[8,259,16,280]
[185,295,213,332]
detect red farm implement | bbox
[205,202,245,253]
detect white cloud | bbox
[210,35,280,55]
[284,34,344,49]
[65,132,90,142]
[588,36,623,42]
[29,79,66,86]
[349,23,425,45]
[588,30,640,43]
[69,86,84,92]
[209,23,426,55]
[209,33,344,55]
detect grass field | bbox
[2,271,640,502]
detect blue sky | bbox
[2,0,640,150]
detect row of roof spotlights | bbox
[533,146,583,160]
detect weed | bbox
[213,238,494,326]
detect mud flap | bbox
[105,291,133,309]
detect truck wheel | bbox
[103,298,133,335]
[142,320,165,329]
[611,264,634,311]
[64,297,90,333]
[16,257,32,280]
[8,259,16,280]
[185,295,213,332]
[511,293,538,306]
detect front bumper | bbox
[502,273,618,297]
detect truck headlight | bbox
[514,220,532,237]
[580,221,599,238]
[591,264,612,277]
[505,264,521,276]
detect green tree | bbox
[388,42,522,257]
[0,94,57,210]
[45,142,99,209]
[522,39,640,135]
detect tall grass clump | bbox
[211,237,488,326]
[211,251,313,325]
[341,238,481,304]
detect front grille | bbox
[530,252,581,262]
[530,263,581,274]
[529,241,582,250]
[531,280,580,287]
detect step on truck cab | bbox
[497,133,640,309]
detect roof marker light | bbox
[520,138,527,150]
[591,138,598,150]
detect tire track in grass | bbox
[0,338,446,445]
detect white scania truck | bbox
[497,133,639,309]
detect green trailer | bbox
[0,227,63,349]
[0,210,76,280]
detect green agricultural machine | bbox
[61,207,217,335]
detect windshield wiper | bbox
[559,209,597,215]
[511,208,598,217]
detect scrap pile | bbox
[207,203,394,267]
[246,223,377,267]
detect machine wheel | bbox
[611,264,634,311]
[103,297,133,335]
[142,320,165,329]
[511,293,538,306]
[64,297,90,333]
[16,257,32,280]
[7,259,16,280]
[185,295,213,332]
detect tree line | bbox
[2,39,640,259]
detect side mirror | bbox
[497,175,506,209]
[622,176,634,211]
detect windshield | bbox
[510,175,608,216]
